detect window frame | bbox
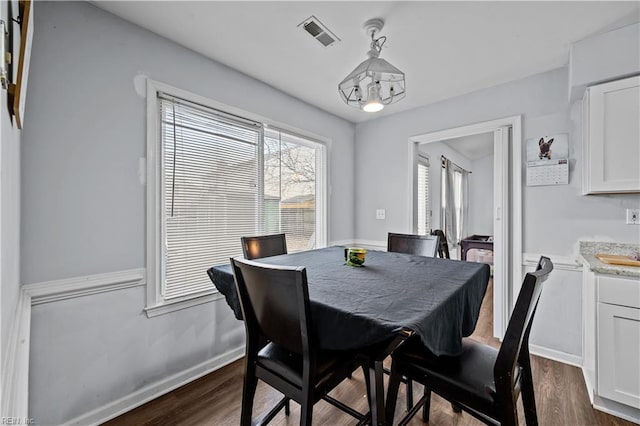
[145,79,329,317]
[416,154,430,234]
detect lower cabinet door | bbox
[598,302,640,408]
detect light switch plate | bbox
[376,209,386,220]
[627,209,640,225]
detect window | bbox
[416,155,431,235]
[145,82,327,316]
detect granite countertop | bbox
[580,241,640,278]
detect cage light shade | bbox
[338,56,406,110]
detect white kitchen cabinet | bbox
[597,302,640,408]
[582,263,640,421]
[582,75,640,194]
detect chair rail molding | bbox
[522,253,581,272]
[2,269,145,420]
[23,268,146,305]
[5,268,247,425]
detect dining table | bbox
[208,246,490,425]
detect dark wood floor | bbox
[107,280,633,425]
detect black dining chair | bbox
[385,256,553,426]
[385,232,439,411]
[387,233,440,258]
[430,229,450,259]
[231,257,371,426]
[241,233,287,260]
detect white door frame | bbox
[407,115,522,339]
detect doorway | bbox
[407,116,522,339]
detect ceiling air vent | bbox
[299,16,340,48]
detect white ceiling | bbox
[93,1,639,124]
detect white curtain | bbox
[441,158,470,254]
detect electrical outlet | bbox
[627,209,640,225]
[376,209,386,220]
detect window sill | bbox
[145,291,225,318]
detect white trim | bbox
[493,127,510,341]
[329,240,390,250]
[592,396,640,424]
[582,366,596,404]
[408,115,523,341]
[146,78,162,312]
[23,269,146,305]
[522,253,582,272]
[145,292,224,318]
[63,346,245,426]
[1,291,31,418]
[529,344,582,368]
[354,239,387,250]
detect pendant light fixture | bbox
[338,18,406,113]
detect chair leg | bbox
[520,357,539,426]
[422,387,431,421]
[385,365,403,425]
[240,362,258,426]
[405,379,414,412]
[498,394,519,426]
[451,402,462,413]
[362,364,372,396]
[285,398,290,416]
[300,398,313,426]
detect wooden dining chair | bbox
[430,229,450,259]
[231,257,371,426]
[241,233,287,260]
[387,233,440,258]
[385,256,553,426]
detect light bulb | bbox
[362,99,384,112]
[362,83,384,113]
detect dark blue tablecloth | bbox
[207,246,490,356]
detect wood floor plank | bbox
[106,279,635,425]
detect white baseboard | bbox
[593,395,640,424]
[529,344,582,367]
[1,291,31,418]
[64,346,245,426]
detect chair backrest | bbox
[231,257,311,356]
[430,229,450,259]
[494,256,553,391]
[241,233,288,260]
[387,233,440,258]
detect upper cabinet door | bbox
[583,75,640,194]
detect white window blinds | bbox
[417,156,431,235]
[160,94,262,300]
[155,94,326,303]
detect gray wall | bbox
[22,2,355,423]
[469,153,494,236]
[1,0,22,395]
[355,67,640,250]
[354,66,640,356]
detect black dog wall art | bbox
[538,137,553,159]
